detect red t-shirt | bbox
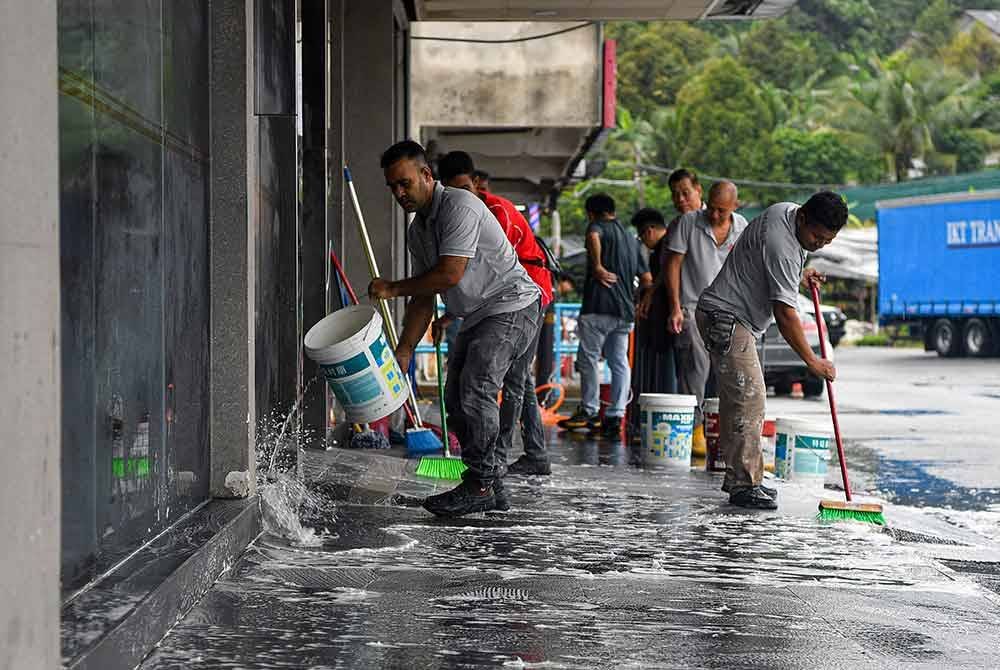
[480,190,554,307]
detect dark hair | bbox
[668,168,699,188]
[632,207,666,233]
[585,193,616,216]
[802,191,848,232]
[472,169,490,181]
[380,140,427,169]
[437,151,475,182]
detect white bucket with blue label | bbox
[774,417,832,483]
[639,393,697,468]
[304,305,408,424]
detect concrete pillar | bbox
[0,1,61,667]
[210,0,258,497]
[342,0,408,310]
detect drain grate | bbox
[881,527,965,546]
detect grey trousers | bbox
[696,311,765,492]
[446,300,542,484]
[675,305,712,427]
[501,321,548,464]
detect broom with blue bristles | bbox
[811,282,886,526]
[344,165,443,457]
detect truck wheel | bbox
[963,319,993,358]
[803,376,825,398]
[932,319,962,357]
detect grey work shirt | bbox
[697,202,807,338]
[667,209,748,309]
[407,182,539,330]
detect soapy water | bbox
[254,376,339,546]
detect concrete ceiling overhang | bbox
[410,0,798,21]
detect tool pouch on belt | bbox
[703,310,737,356]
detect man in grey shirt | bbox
[665,181,747,447]
[696,192,846,509]
[369,141,541,517]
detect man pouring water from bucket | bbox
[368,141,542,517]
[695,192,847,509]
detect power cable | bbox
[412,22,596,44]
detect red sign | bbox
[603,39,617,129]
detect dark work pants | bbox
[502,320,548,465]
[445,300,542,484]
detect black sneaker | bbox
[492,478,511,512]
[558,408,600,431]
[729,486,778,510]
[507,456,552,476]
[423,480,495,517]
[599,416,623,440]
[722,482,778,499]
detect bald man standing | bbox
[665,181,748,439]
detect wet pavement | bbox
[141,348,1000,669]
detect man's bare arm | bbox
[369,256,468,300]
[773,302,835,382]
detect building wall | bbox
[410,21,602,132]
[0,1,61,668]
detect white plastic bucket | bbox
[703,397,724,472]
[304,305,408,424]
[774,417,832,482]
[639,393,697,468]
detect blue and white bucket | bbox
[774,417,832,483]
[304,305,408,424]
[639,393,697,468]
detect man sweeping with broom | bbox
[369,140,541,517]
[696,192,846,510]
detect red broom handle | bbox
[811,282,853,501]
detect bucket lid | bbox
[775,416,832,435]
[639,393,697,407]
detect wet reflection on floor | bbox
[142,428,1000,669]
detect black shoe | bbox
[600,416,623,440]
[423,480,495,517]
[558,408,600,431]
[729,486,778,510]
[722,482,778,499]
[492,478,511,512]
[507,456,552,476]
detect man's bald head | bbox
[706,181,738,228]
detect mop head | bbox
[350,429,390,450]
[415,455,468,480]
[405,426,443,457]
[818,499,886,526]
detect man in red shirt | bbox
[437,151,554,476]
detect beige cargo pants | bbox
[696,311,765,493]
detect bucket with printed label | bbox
[774,417,832,483]
[639,393,697,468]
[304,305,408,424]
[703,397,724,472]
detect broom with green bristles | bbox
[811,282,886,525]
[415,305,467,480]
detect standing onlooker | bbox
[559,194,653,439]
[697,192,846,508]
[630,208,675,442]
[437,151,555,476]
[666,181,748,454]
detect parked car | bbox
[756,308,833,398]
[797,294,847,347]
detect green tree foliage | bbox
[772,128,881,185]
